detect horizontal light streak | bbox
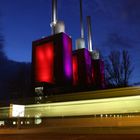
[25,95,140,117]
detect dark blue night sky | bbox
[0,0,140,83]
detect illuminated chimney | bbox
[87,17,105,88]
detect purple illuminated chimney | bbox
[72,0,92,87]
[86,16,105,88]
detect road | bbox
[1,116,140,139]
[1,127,140,140]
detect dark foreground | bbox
[1,127,140,140]
[1,134,140,140]
[1,133,140,140]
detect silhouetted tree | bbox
[105,50,133,88]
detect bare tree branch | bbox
[105,50,133,88]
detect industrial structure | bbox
[32,0,105,96]
[0,1,140,139]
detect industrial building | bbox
[32,0,105,96]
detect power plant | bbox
[0,2,140,138]
[32,0,105,96]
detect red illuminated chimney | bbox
[32,0,73,94]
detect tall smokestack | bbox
[51,0,65,34]
[87,16,93,52]
[52,0,57,24]
[80,0,84,39]
[50,0,57,34]
[76,0,85,50]
[87,16,100,59]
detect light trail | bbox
[0,86,140,118]
[25,95,140,117]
